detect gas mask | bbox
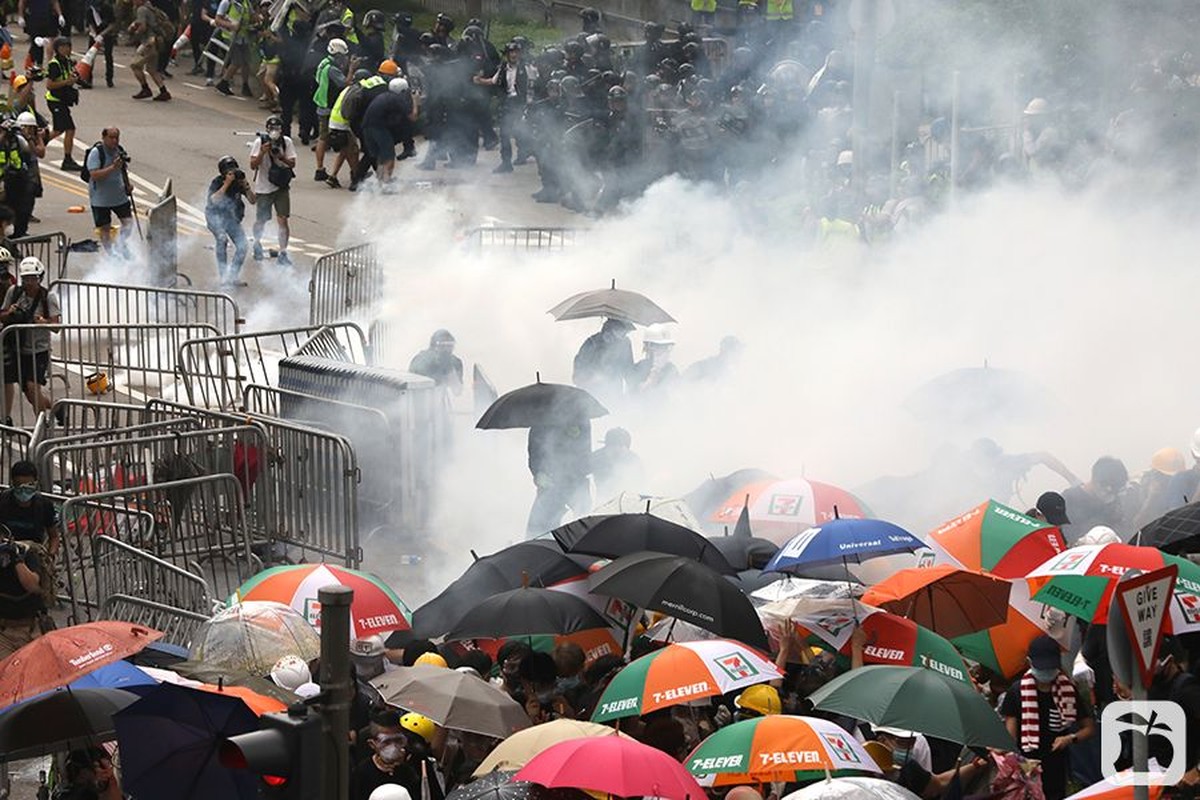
[374,737,406,766]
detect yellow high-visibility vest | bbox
[765,0,793,20]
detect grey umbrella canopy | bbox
[371,665,532,739]
[548,280,675,326]
[444,586,612,641]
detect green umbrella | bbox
[806,665,1014,751]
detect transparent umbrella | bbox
[189,601,319,675]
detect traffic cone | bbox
[0,43,12,73]
[171,24,190,59]
[75,39,100,84]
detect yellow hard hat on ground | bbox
[734,684,781,716]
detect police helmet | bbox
[217,155,239,174]
[594,34,611,50]
[418,32,435,45]
[398,13,413,26]
[541,47,564,64]
[462,24,483,39]
[467,17,483,28]
[549,68,567,81]
[579,6,599,20]
[435,12,454,31]
[681,31,701,45]
[560,75,583,97]
[362,9,385,30]
[428,43,449,58]
[681,41,701,59]
[563,40,584,57]
[644,21,664,38]
[607,85,628,101]
[677,21,695,36]
[677,62,696,79]
[353,68,372,80]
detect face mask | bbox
[377,743,404,764]
[13,485,37,503]
[891,748,910,766]
[268,130,281,141]
[1031,667,1058,683]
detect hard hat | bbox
[351,634,386,658]
[1023,97,1050,116]
[1151,447,1185,476]
[414,651,448,668]
[399,712,437,744]
[17,256,44,278]
[734,684,781,716]
[295,681,321,699]
[1191,426,1200,460]
[0,247,12,265]
[15,112,35,127]
[85,371,109,395]
[378,59,399,75]
[388,77,409,94]
[370,785,413,800]
[327,38,349,55]
[836,149,853,167]
[11,75,27,90]
[642,324,675,346]
[270,654,312,691]
[863,740,894,772]
[455,666,481,678]
[1079,525,1120,546]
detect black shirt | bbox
[0,490,58,545]
[897,760,932,796]
[0,547,44,619]
[205,175,247,222]
[999,678,1093,760]
[350,758,419,800]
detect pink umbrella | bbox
[514,734,706,800]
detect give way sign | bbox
[1115,564,1177,689]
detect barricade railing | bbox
[94,535,213,614]
[308,243,382,327]
[50,279,244,336]
[12,231,68,279]
[0,322,220,428]
[176,322,369,411]
[45,399,149,439]
[101,594,209,648]
[34,418,204,493]
[56,497,157,622]
[143,398,362,567]
[0,423,33,488]
[463,226,581,252]
[59,475,258,615]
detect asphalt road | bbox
[30,31,575,295]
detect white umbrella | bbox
[783,777,920,800]
[750,577,861,605]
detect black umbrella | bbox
[588,552,769,650]
[547,280,675,326]
[445,586,612,641]
[411,541,591,639]
[730,569,788,592]
[707,503,779,570]
[552,513,737,574]
[682,468,778,524]
[476,377,608,430]
[0,687,139,760]
[1138,500,1200,554]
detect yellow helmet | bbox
[399,712,436,744]
[414,652,448,668]
[735,684,781,716]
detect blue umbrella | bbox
[764,519,924,572]
[69,660,158,694]
[113,683,260,800]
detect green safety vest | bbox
[358,75,385,91]
[340,7,358,43]
[224,0,249,43]
[691,0,717,12]
[330,85,352,126]
[0,146,24,177]
[765,0,793,19]
[313,55,335,108]
[44,55,74,103]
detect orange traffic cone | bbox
[75,39,99,83]
[171,24,190,59]
[0,43,11,73]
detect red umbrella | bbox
[0,621,163,709]
[861,565,1011,640]
[515,734,706,800]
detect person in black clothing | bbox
[474,42,531,173]
[526,417,591,536]
[86,0,119,87]
[0,461,59,552]
[1061,456,1129,541]
[408,329,463,392]
[1149,636,1200,789]
[204,155,255,286]
[351,719,421,800]
[52,748,123,800]
[187,0,216,77]
[572,318,634,405]
[355,9,386,71]
[0,528,47,659]
[356,77,419,185]
[277,18,316,142]
[44,37,82,171]
[390,13,421,70]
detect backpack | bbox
[149,4,176,43]
[78,141,105,183]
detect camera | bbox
[233,168,246,183]
[0,537,21,569]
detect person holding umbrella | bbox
[1000,635,1095,800]
[572,317,634,406]
[527,414,592,536]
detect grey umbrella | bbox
[548,280,675,326]
[476,377,608,430]
[371,665,532,739]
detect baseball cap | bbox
[1036,491,1070,526]
[1027,634,1062,670]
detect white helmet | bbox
[835,149,853,167]
[370,786,413,800]
[1023,97,1050,116]
[269,654,312,691]
[294,681,321,699]
[1078,525,1120,546]
[327,38,348,56]
[15,112,35,128]
[0,247,12,266]
[642,324,675,346]
[17,256,44,279]
[388,77,409,94]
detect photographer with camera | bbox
[205,155,255,286]
[84,127,134,255]
[249,114,297,267]
[0,257,60,425]
[44,36,82,171]
[0,118,38,239]
[0,523,48,658]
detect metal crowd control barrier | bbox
[463,226,581,252]
[101,594,209,648]
[278,355,443,533]
[45,399,149,439]
[0,322,220,428]
[94,535,213,615]
[0,423,32,488]
[176,322,369,410]
[143,398,362,567]
[50,280,244,335]
[56,498,157,622]
[308,242,381,327]
[59,475,258,612]
[12,231,68,279]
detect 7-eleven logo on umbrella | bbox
[715,653,760,680]
[821,732,861,764]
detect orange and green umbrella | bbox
[231,564,412,639]
[1026,543,1200,631]
[928,500,1066,579]
[951,578,1059,679]
[590,639,781,723]
[684,715,881,786]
